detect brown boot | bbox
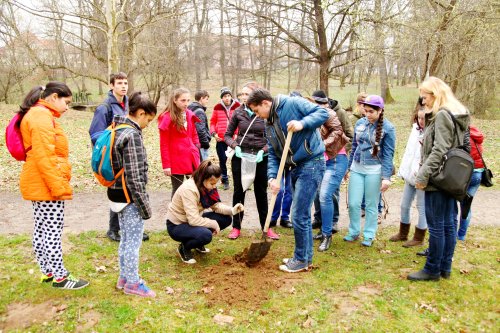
[389,222,410,242]
[403,227,426,247]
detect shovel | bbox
[243,131,293,267]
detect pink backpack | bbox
[5,113,30,161]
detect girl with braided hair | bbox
[345,95,396,247]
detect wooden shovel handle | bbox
[263,132,293,233]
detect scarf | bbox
[199,187,221,208]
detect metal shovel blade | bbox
[244,237,273,267]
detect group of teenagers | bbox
[17,72,486,298]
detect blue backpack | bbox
[91,123,132,201]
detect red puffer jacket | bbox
[469,125,485,169]
[158,109,201,175]
[209,100,240,138]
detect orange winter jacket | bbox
[19,100,72,201]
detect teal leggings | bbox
[347,170,381,240]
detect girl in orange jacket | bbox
[19,82,88,290]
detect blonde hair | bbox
[159,87,190,130]
[419,77,468,116]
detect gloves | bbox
[235,146,242,158]
[231,203,245,215]
[255,150,264,163]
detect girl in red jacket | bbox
[456,125,485,240]
[159,88,201,198]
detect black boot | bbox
[407,269,440,281]
[142,232,150,241]
[280,220,293,228]
[318,235,332,252]
[313,230,323,240]
[311,219,322,229]
[106,230,120,242]
[417,248,429,257]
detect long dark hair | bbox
[18,81,72,115]
[192,160,222,193]
[372,107,384,157]
[158,87,190,130]
[129,91,157,116]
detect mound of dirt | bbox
[201,251,304,309]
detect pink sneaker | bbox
[267,228,280,240]
[123,280,156,298]
[116,276,126,290]
[228,228,240,239]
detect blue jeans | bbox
[271,169,292,222]
[200,148,210,161]
[400,181,427,229]
[290,159,325,263]
[424,190,456,276]
[313,155,348,228]
[347,170,381,240]
[167,212,232,251]
[456,170,482,240]
[319,155,349,236]
[215,141,229,183]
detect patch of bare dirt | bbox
[200,251,305,309]
[0,301,67,331]
[328,284,383,315]
[76,310,102,332]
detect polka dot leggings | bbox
[32,201,68,280]
[118,204,144,284]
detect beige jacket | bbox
[166,178,232,229]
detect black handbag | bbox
[429,111,474,201]
[473,141,494,187]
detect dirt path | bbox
[1,188,498,235]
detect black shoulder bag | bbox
[473,141,494,187]
[429,111,474,201]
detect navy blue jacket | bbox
[89,90,129,144]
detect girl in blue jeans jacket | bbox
[345,95,396,247]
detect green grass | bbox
[0,226,498,332]
[1,83,498,193]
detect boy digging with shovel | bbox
[247,88,328,273]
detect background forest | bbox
[0,0,498,116]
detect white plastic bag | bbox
[241,153,258,191]
[225,147,235,159]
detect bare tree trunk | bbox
[313,0,330,94]
[374,0,394,103]
[105,0,120,76]
[79,0,86,92]
[295,7,306,90]
[219,0,227,86]
[193,0,208,90]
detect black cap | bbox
[311,90,328,104]
[220,87,232,98]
